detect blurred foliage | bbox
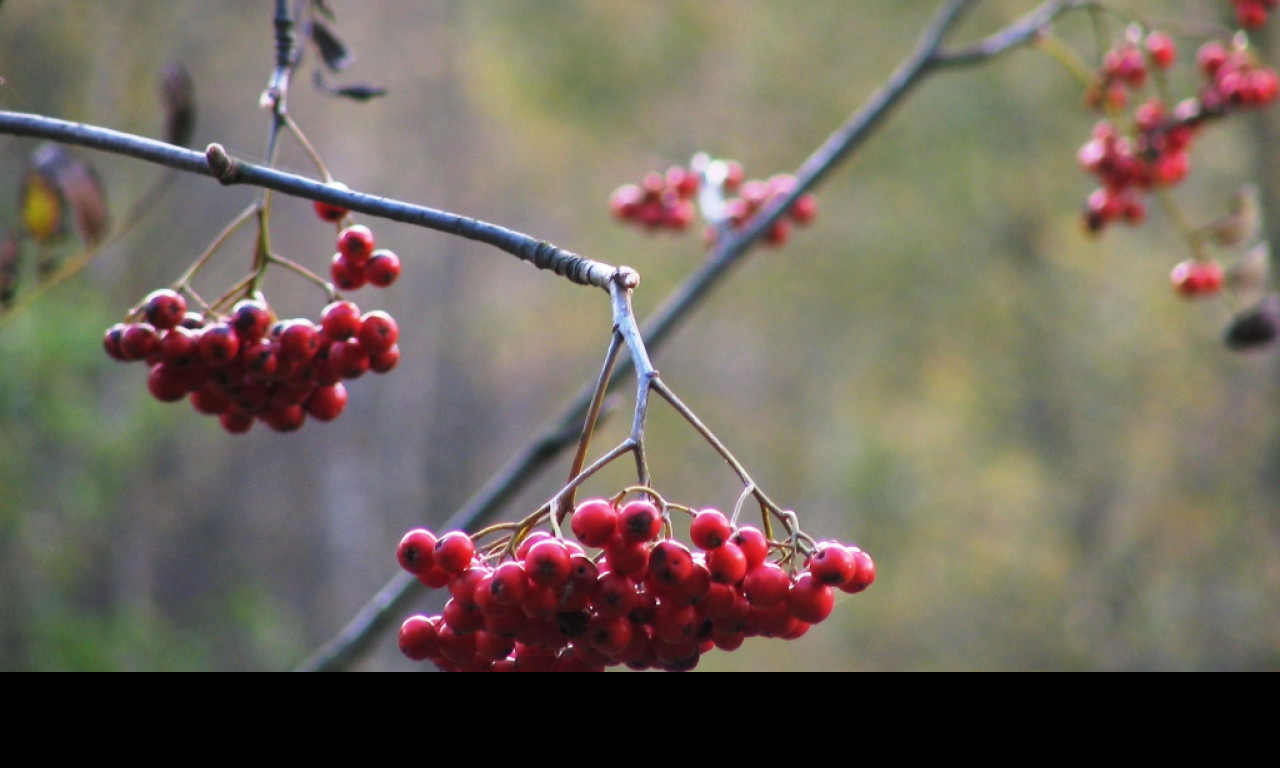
[2,0,1280,671]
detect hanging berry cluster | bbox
[396,493,874,672]
[609,158,817,249]
[1233,0,1278,28]
[103,203,403,434]
[1078,29,1279,234]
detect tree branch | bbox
[0,112,617,289]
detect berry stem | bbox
[173,202,259,290]
[561,330,624,519]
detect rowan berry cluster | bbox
[103,290,399,433]
[1233,0,1278,28]
[1078,29,1279,234]
[609,160,817,248]
[396,497,874,672]
[102,199,403,434]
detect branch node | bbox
[614,266,641,291]
[205,143,239,185]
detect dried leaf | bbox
[23,143,109,247]
[333,83,387,102]
[0,232,20,309]
[20,165,64,244]
[1223,294,1280,351]
[159,60,196,147]
[311,0,336,22]
[310,19,354,72]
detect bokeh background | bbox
[2,0,1279,671]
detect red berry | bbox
[1145,32,1177,70]
[743,562,790,608]
[840,548,876,594]
[230,299,272,342]
[617,499,663,544]
[142,289,187,330]
[320,300,362,341]
[398,615,441,661]
[1171,259,1224,297]
[787,571,835,623]
[730,526,769,571]
[365,249,401,288]
[219,410,254,434]
[331,252,368,291]
[808,542,857,586]
[571,498,618,547]
[119,323,160,362]
[434,531,476,575]
[197,322,241,368]
[524,539,573,590]
[647,539,695,591]
[313,181,350,223]
[488,562,529,606]
[305,382,348,421]
[369,344,400,374]
[706,541,748,585]
[689,508,732,550]
[338,224,376,263]
[358,310,399,355]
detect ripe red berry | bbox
[369,344,400,374]
[730,526,769,571]
[571,498,618,547]
[807,542,857,586]
[313,181,350,223]
[358,310,399,355]
[331,252,368,291]
[338,224,376,263]
[743,561,790,608]
[840,548,877,594]
[320,300,362,341]
[397,529,438,575]
[434,531,476,575]
[618,499,663,543]
[706,541,748,585]
[1171,259,1224,297]
[143,289,187,330]
[398,615,441,661]
[230,299,272,342]
[305,382,348,421]
[197,322,241,368]
[689,508,732,550]
[365,249,401,288]
[787,571,835,624]
[119,323,160,362]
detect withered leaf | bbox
[23,143,109,247]
[159,60,196,148]
[0,231,20,309]
[310,18,354,72]
[1223,294,1280,351]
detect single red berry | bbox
[365,249,401,288]
[197,322,241,368]
[434,531,476,575]
[647,539,696,591]
[260,403,306,432]
[524,539,572,590]
[743,561,791,608]
[488,562,530,607]
[103,324,128,361]
[119,323,160,362]
[398,615,441,661]
[1145,32,1177,69]
[1171,259,1224,297]
[730,526,769,571]
[331,252,368,291]
[369,344,400,374]
[337,224,376,263]
[358,310,399,354]
[320,300,362,341]
[617,499,662,544]
[313,181,350,223]
[840,548,877,594]
[219,410,254,434]
[277,319,321,365]
[787,571,835,624]
[689,508,732,550]
[305,382,348,421]
[147,362,195,402]
[230,299,272,342]
[328,340,370,380]
[190,386,231,416]
[808,542,857,586]
[571,498,618,547]
[143,289,187,330]
[706,541,748,585]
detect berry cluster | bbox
[318,190,402,292]
[396,497,874,672]
[1233,0,1278,28]
[609,166,701,232]
[102,178,408,433]
[609,160,817,248]
[1078,31,1279,234]
[104,290,400,433]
